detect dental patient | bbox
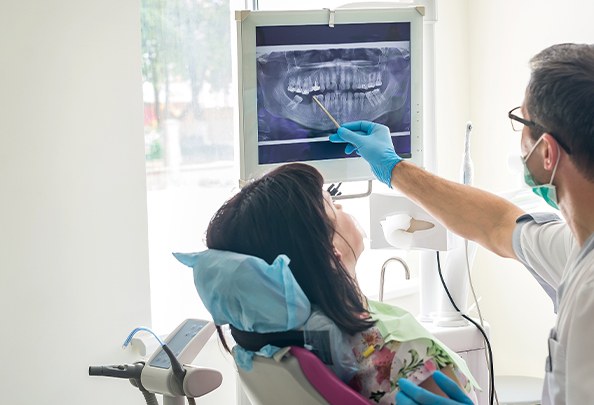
[175,163,478,404]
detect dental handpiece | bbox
[462,121,474,185]
[312,95,340,128]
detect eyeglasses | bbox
[508,106,571,154]
[508,106,536,132]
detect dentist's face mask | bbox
[522,135,560,209]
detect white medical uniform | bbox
[513,213,594,404]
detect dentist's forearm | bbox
[390,162,524,259]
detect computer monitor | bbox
[236,7,424,183]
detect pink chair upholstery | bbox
[289,347,370,404]
[237,346,370,405]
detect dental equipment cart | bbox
[89,319,222,405]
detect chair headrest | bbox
[173,249,311,333]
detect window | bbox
[142,0,243,332]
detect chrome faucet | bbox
[379,257,410,302]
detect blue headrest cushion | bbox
[173,249,311,333]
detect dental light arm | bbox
[89,319,223,405]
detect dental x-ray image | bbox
[256,22,412,165]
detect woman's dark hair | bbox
[206,163,373,351]
[525,43,594,181]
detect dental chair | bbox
[174,251,371,404]
[237,346,370,405]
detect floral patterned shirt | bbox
[348,326,475,404]
[303,303,477,404]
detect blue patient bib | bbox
[173,249,312,370]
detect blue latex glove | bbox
[395,371,473,405]
[329,120,402,187]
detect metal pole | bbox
[163,395,185,405]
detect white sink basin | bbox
[367,277,419,302]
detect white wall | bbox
[434,0,471,180]
[0,1,152,404]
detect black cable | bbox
[436,251,495,405]
[141,391,160,405]
[162,344,187,395]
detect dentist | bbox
[330,43,594,404]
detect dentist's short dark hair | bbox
[525,43,594,181]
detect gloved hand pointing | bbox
[395,371,474,405]
[329,120,402,187]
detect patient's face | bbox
[323,191,364,274]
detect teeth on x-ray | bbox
[257,47,410,131]
[288,94,303,110]
[287,71,384,95]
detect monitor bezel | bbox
[236,7,424,184]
